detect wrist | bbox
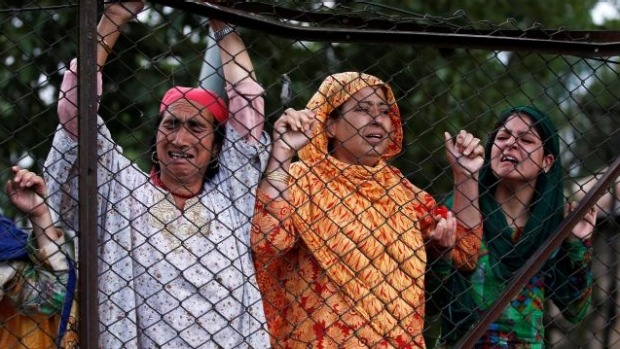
[453,170,479,182]
[214,25,236,42]
[272,141,295,160]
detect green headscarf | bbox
[438,105,565,341]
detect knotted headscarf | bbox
[160,86,228,124]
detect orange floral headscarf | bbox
[299,72,403,165]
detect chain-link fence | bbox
[1,1,619,348]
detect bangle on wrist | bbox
[214,25,235,41]
[264,170,290,184]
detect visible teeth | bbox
[502,155,517,163]
[170,152,190,159]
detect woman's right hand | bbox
[6,166,48,219]
[272,108,316,156]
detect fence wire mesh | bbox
[1,1,619,348]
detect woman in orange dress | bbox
[252,72,485,348]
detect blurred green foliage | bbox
[1,0,617,216]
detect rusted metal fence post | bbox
[77,1,99,347]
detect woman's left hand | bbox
[428,210,457,250]
[444,130,484,178]
[566,202,597,240]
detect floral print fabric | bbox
[45,72,271,348]
[252,72,482,348]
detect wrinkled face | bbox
[327,86,393,166]
[155,100,218,186]
[490,113,554,183]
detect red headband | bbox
[159,86,228,124]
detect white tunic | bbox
[45,81,271,348]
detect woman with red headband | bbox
[44,2,270,348]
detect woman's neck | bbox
[152,171,203,209]
[164,180,202,198]
[494,179,537,227]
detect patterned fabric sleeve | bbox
[4,230,69,316]
[451,224,483,271]
[417,193,483,271]
[251,189,297,259]
[250,189,297,333]
[548,237,593,323]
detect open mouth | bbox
[364,132,386,143]
[169,151,193,160]
[501,155,519,164]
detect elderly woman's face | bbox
[490,113,554,183]
[155,100,217,185]
[327,86,393,167]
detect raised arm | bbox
[210,19,256,84]
[442,130,485,270]
[251,108,316,257]
[206,18,265,142]
[57,2,144,140]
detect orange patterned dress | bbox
[0,303,78,349]
[251,72,481,348]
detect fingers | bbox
[430,211,456,248]
[445,130,483,157]
[566,201,598,225]
[582,205,597,226]
[280,108,315,132]
[566,201,598,241]
[585,206,597,225]
[9,166,47,196]
[457,130,482,157]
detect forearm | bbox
[59,5,122,138]
[251,190,297,258]
[225,80,265,142]
[212,19,256,84]
[58,6,135,138]
[258,143,295,201]
[97,13,122,70]
[29,210,61,253]
[449,174,482,270]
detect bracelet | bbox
[264,170,290,184]
[97,36,112,55]
[214,25,235,42]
